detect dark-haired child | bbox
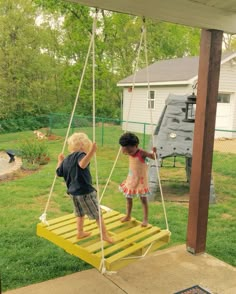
[119,132,157,227]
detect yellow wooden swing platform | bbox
[37,208,170,272]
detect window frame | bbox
[147,90,155,110]
[217,93,231,104]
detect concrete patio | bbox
[4,244,236,294]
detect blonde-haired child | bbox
[67,132,92,153]
[56,132,113,243]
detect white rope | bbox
[90,10,106,273]
[124,26,145,131]
[39,11,98,225]
[101,19,170,232]
[99,147,122,203]
[143,20,169,232]
[38,10,107,273]
[100,23,146,203]
[120,241,153,261]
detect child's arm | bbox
[79,142,97,169]
[57,153,64,169]
[141,147,157,160]
[56,153,65,177]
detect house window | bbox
[217,93,230,103]
[147,90,155,109]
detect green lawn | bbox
[0,127,235,291]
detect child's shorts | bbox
[70,190,99,220]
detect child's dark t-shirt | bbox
[56,151,95,196]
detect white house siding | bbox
[122,61,236,138]
[227,93,236,138]
[232,94,236,131]
[215,62,236,138]
[218,62,236,92]
[122,85,192,134]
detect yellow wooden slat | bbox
[105,232,170,271]
[47,210,121,236]
[102,210,123,219]
[44,220,119,250]
[96,226,161,257]
[86,224,157,253]
[105,230,170,265]
[44,209,119,230]
[52,221,93,236]
[46,218,76,231]
[67,221,138,251]
[37,224,103,269]
[65,216,135,244]
[44,213,75,226]
[65,216,126,243]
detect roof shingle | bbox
[117,52,236,86]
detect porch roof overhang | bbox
[69,0,236,34]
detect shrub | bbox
[0,115,50,133]
[21,161,40,171]
[72,117,92,128]
[18,139,50,168]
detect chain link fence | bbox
[0,114,235,205]
[0,113,236,153]
[46,113,154,150]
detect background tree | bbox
[0,0,64,119]
[223,34,236,51]
[0,0,202,121]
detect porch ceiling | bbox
[68,0,236,34]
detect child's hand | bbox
[58,153,64,161]
[152,147,157,153]
[56,153,64,169]
[90,142,97,154]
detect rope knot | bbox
[39,213,49,226]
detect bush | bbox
[0,115,50,133]
[49,114,93,130]
[18,139,50,168]
[21,161,40,171]
[72,116,92,128]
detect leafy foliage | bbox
[0,0,56,118]
[0,115,50,133]
[19,138,50,168]
[0,0,202,121]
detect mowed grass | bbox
[0,127,235,291]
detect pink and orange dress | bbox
[119,149,151,198]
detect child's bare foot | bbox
[77,231,91,239]
[141,220,148,227]
[103,235,114,244]
[120,216,131,222]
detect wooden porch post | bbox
[186,29,223,254]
